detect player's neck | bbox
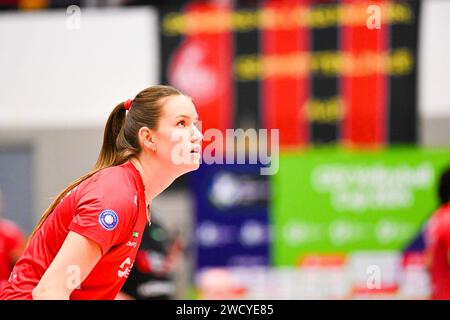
[129,155,178,202]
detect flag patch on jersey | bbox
[99,209,119,231]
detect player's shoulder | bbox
[77,165,138,209]
[441,204,450,222]
[435,204,450,218]
[0,219,23,237]
[84,164,134,191]
[441,204,450,214]
[97,164,132,181]
[0,218,20,229]
[431,205,450,231]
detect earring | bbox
[152,146,156,152]
[146,141,154,151]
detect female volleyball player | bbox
[0,85,203,300]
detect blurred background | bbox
[1,0,450,299]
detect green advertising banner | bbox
[272,147,450,266]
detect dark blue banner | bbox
[190,163,270,270]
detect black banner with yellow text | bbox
[159,0,420,148]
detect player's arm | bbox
[32,231,102,300]
[115,291,135,300]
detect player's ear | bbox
[138,127,156,151]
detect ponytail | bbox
[27,102,130,244]
[95,102,128,169]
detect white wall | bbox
[0,7,159,129]
[419,0,450,119]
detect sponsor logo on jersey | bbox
[98,209,119,231]
[126,241,137,248]
[118,257,133,278]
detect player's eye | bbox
[177,120,186,127]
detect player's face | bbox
[154,94,203,172]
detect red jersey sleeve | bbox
[69,172,138,255]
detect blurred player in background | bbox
[0,85,203,300]
[116,212,183,300]
[425,166,450,300]
[0,189,25,292]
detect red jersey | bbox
[0,161,149,300]
[0,219,25,290]
[425,204,450,300]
